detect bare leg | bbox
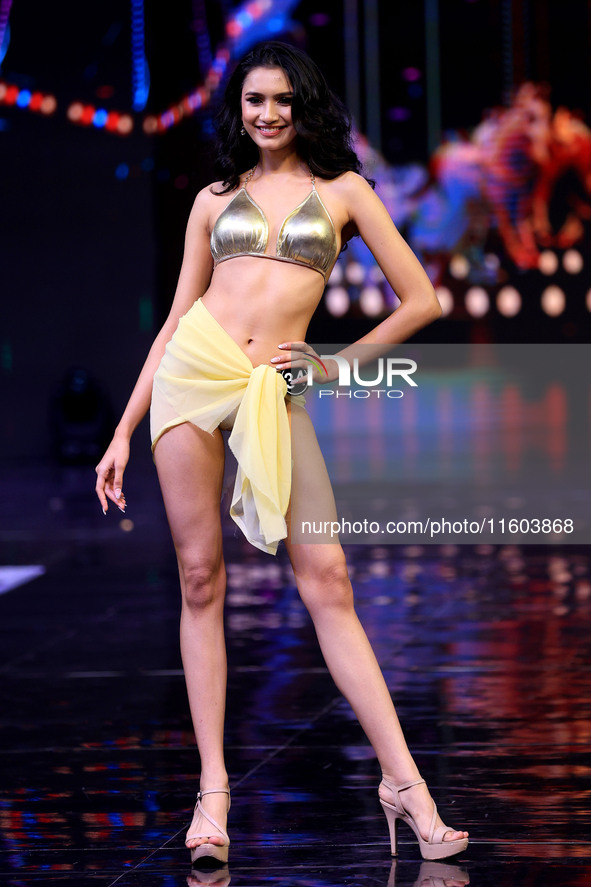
[154,423,229,848]
[285,405,468,844]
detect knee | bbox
[296,557,353,614]
[180,557,225,611]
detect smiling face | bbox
[240,66,296,153]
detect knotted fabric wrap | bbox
[151,298,301,555]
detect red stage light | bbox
[81,105,95,125]
[105,112,120,131]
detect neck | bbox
[256,147,306,175]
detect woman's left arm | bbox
[341,172,441,344]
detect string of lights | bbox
[0,81,56,115]
[192,0,213,78]
[145,0,298,133]
[0,0,298,136]
[130,0,150,112]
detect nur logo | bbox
[282,354,418,397]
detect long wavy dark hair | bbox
[214,41,365,193]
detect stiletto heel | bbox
[379,777,468,861]
[383,802,399,855]
[186,787,231,865]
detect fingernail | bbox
[270,357,280,363]
[102,508,106,515]
[278,343,288,348]
[115,488,122,500]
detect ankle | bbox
[380,768,422,788]
[199,772,229,791]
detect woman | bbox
[95,41,469,865]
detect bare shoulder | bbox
[191,181,226,209]
[320,171,376,223]
[186,181,232,233]
[323,170,373,199]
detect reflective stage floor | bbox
[1,463,590,886]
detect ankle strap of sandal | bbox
[198,787,231,810]
[381,777,425,813]
[381,777,425,792]
[393,778,425,792]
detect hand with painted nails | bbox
[270,341,333,387]
[95,434,130,515]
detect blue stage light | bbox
[131,0,150,111]
[93,109,108,128]
[16,89,31,107]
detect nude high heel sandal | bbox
[379,778,468,861]
[187,788,231,865]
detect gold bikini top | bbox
[210,167,338,280]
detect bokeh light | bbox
[465,286,489,317]
[67,102,83,122]
[538,250,558,275]
[117,115,134,134]
[39,95,57,114]
[496,286,521,317]
[325,286,350,317]
[92,109,108,128]
[143,115,158,134]
[359,286,384,316]
[541,285,565,316]
[345,262,365,285]
[449,254,470,279]
[563,249,583,274]
[16,89,31,107]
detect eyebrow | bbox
[244,91,293,97]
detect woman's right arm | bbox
[95,186,215,514]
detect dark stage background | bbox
[1,4,591,885]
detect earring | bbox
[240,126,246,136]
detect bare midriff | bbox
[200,255,328,367]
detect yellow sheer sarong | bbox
[150,298,301,555]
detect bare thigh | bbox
[153,422,226,568]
